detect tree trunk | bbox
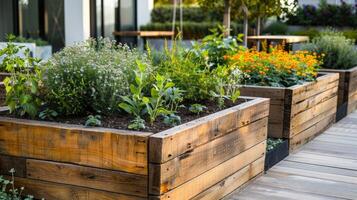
[223,0,231,36]
[256,16,261,50]
[243,14,248,47]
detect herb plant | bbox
[189,104,207,115]
[0,40,43,118]
[0,169,36,200]
[85,115,102,127]
[301,30,357,69]
[163,114,182,127]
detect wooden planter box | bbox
[0,97,269,200]
[320,67,357,121]
[264,140,289,171]
[240,73,339,152]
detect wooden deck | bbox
[227,111,357,200]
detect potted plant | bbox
[0,38,269,200]
[265,138,289,171]
[227,47,339,152]
[301,30,357,121]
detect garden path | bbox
[226,111,357,200]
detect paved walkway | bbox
[227,111,357,200]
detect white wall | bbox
[137,0,154,29]
[64,0,91,46]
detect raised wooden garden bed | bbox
[240,72,339,152]
[320,67,357,121]
[0,97,269,200]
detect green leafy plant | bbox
[44,38,148,116]
[267,138,284,151]
[0,169,36,200]
[163,87,184,112]
[128,117,146,130]
[143,74,175,125]
[6,34,49,46]
[119,61,150,119]
[189,104,207,115]
[301,30,357,69]
[38,108,58,120]
[85,115,102,127]
[163,114,182,127]
[0,39,43,118]
[210,66,242,108]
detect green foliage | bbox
[0,40,43,118]
[38,108,58,120]
[44,38,148,116]
[286,0,357,27]
[189,104,207,115]
[6,34,49,46]
[267,138,284,151]
[119,61,150,119]
[143,74,175,124]
[85,115,102,127]
[151,6,221,23]
[301,30,357,69]
[0,169,36,200]
[194,26,243,69]
[163,114,182,127]
[164,87,184,112]
[263,21,288,35]
[140,22,243,39]
[290,28,320,39]
[210,66,242,108]
[128,117,146,130]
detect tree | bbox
[198,0,254,43]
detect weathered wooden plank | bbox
[286,151,357,171]
[289,73,339,104]
[256,170,357,200]
[191,159,264,200]
[0,154,26,177]
[240,87,285,103]
[230,183,347,200]
[151,153,265,200]
[0,117,151,175]
[290,86,338,117]
[271,161,357,185]
[289,105,336,137]
[149,121,267,195]
[289,113,335,152]
[26,159,148,197]
[11,176,146,200]
[149,98,269,164]
[290,96,337,130]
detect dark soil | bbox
[0,100,248,133]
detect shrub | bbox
[289,28,320,40]
[150,6,221,23]
[228,47,321,87]
[300,30,357,69]
[43,38,151,116]
[286,1,357,27]
[6,35,49,46]
[140,22,243,39]
[263,21,288,35]
[0,40,43,118]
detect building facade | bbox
[0,0,153,51]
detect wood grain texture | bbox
[226,111,357,200]
[0,117,151,175]
[149,97,270,164]
[11,176,146,200]
[26,159,148,197]
[150,142,266,200]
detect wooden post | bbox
[223,0,231,36]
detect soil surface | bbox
[0,100,246,133]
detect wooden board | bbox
[150,144,265,199]
[11,176,146,200]
[0,117,152,175]
[149,98,269,164]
